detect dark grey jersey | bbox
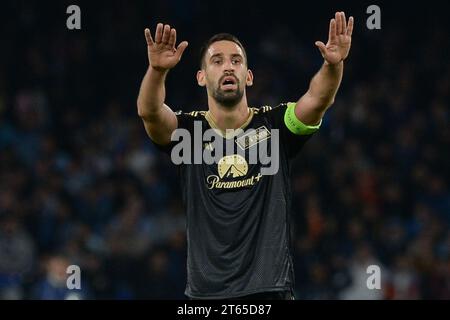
[153,103,316,299]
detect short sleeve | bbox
[266,103,321,159]
[150,111,195,156]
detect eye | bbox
[232,57,242,64]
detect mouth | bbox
[220,75,238,90]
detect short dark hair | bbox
[199,33,247,69]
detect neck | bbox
[207,95,250,131]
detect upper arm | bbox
[294,91,330,126]
[266,103,320,159]
[140,103,178,146]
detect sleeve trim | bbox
[283,102,322,135]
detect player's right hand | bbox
[144,23,188,72]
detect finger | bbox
[315,41,327,56]
[161,24,171,44]
[335,12,342,35]
[144,28,154,46]
[329,19,336,42]
[155,23,163,43]
[168,28,176,48]
[347,16,354,37]
[175,41,189,60]
[341,12,347,34]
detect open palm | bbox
[144,23,188,71]
[315,12,354,65]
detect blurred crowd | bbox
[0,1,449,299]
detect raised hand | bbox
[144,23,188,71]
[315,12,354,65]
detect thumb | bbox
[315,41,327,56]
[175,41,189,60]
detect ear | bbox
[197,70,206,87]
[246,69,254,87]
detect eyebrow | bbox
[209,53,243,61]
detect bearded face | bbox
[209,72,244,107]
[198,40,253,108]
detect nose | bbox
[223,59,235,72]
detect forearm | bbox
[295,61,343,125]
[137,67,169,120]
[136,66,178,145]
[307,60,343,108]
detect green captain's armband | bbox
[284,102,322,135]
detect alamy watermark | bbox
[169,122,280,177]
[66,264,81,290]
[66,5,380,31]
[366,5,381,30]
[366,264,381,290]
[66,5,81,30]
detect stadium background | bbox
[0,0,449,299]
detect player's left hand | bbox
[315,12,354,65]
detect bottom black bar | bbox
[1,300,447,319]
